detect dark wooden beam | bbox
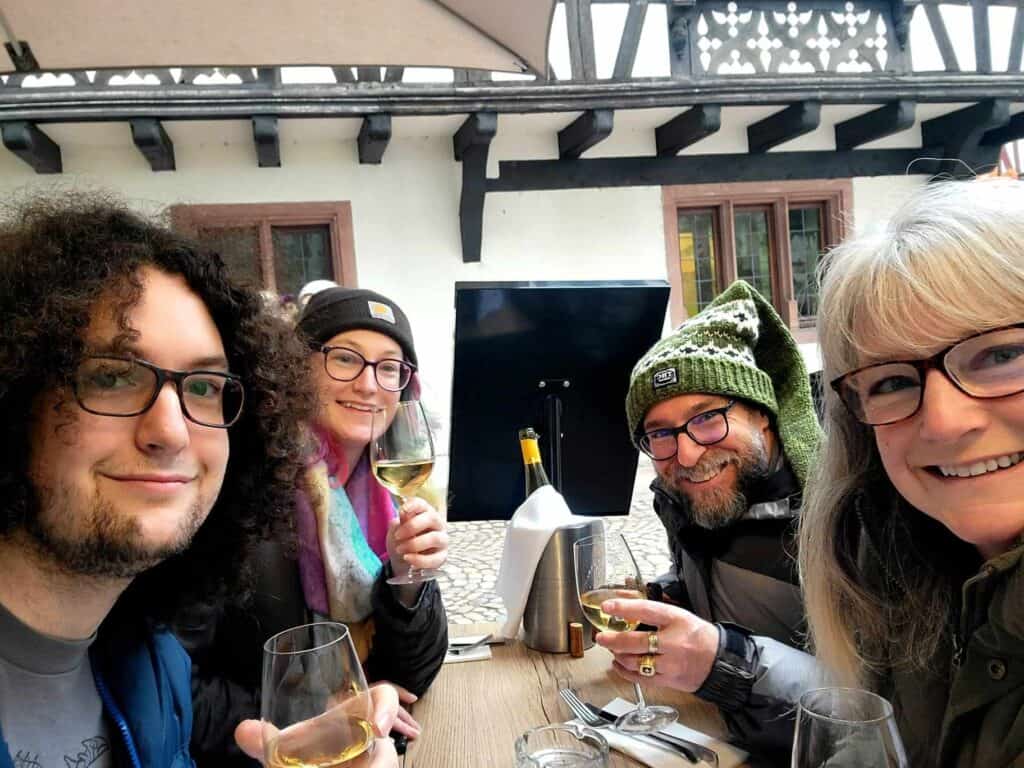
[489,148,939,191]
[924,4,960,72]
[1,121,61,173]
[613,1,648,80]
[973,0,992,73]
[358,113,391,165]
[252,115,280,168]
[748,101,821,153]
[565,0,596,81]
[3,41,38,72]
[383,67,405,83]
[558,110,613,159]
[1009,6,1024,73]
[656,105,721,156]
[332,67,356,84]
[667,4,695,77]
[834,101,916,150]
[981,111,1024,146]
[356,67,381,83]
[921,99,1010,176]
[453,112,497,263]
[130,118,175,172]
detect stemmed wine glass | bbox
[370,399,442,585]
[792,687,909,767]
[573,532,677,734]
[261,622,376,767]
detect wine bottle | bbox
[518,427,551,497]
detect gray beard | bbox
[658,433,773,531]
[24,479,205,579]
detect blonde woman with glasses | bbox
[800,178,1024,766]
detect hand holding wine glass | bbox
[573,532,677,734]
[371,400,446,585]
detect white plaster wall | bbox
[0,117,929,441]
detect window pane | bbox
[272,225,333,298]
[734,210,773,302]
[677,211,717,316]
[198,226,262,289]
[789,206,824,319]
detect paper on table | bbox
[587,698,748,768]
[443,634,496,664]
[493,485,591,639]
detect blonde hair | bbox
[800,178,1024,687]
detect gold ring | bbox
[639,654,657,677]
[648,631,660,655]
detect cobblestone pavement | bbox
[439,459,671,624]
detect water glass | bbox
[792,687,909,767]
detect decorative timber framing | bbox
[656,105,721,156]
[130,118,175,172]
[661,179,852,333]
[252,115,280,168]
[834,100,915,150]
[453,112,497,263]
[358,113,392,164]
[1,120,60,173]
[170,201,358,291]
[748,102,821,154]
[921,99,1011,176]
[558,109,613,159]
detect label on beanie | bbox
[367,301,396,324]
[652,367,678,390]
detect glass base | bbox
[386,568,443,586]
[615,705,678,734]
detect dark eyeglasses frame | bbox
[73,355,245,428]
[830,322,1024,426]
[638,400,737,460]
[319,345,416,392]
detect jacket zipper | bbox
[951,565,995,671]
[92,669,144,768]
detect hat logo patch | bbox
[652,367,678,390]
[367,301,396,324]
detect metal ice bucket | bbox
[523,519,604,653]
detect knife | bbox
[587,703,719,766]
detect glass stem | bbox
[633,682,647,710]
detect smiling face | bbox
[644,393,777,529]
[25,267,230,578]
[874,364,1024,559]
[311,329,404,456]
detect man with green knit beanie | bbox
[594,280,822,762]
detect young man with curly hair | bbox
[0,196,402,768]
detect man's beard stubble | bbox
[660,431,773,531]
[24,477,206,580]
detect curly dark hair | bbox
[0,192,315,628]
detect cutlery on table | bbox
[447,633,493,655]
[559,688,717,765]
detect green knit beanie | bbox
[625,280,821,487]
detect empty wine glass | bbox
[792,687,909,767]
[261,622,376,767]
[370,399,441,585]
[573,531,677,734]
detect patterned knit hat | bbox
[626,280,821,486]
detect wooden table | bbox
[405,624,743,768]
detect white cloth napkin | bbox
[494,485,593,639]
[571,698,748,768]
[442,634,494,665]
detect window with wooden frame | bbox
[170,202,358,297]
[661,180,850,339]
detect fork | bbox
[559,688,718,766]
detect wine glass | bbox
[792,687,909,767]
[261,622,376,768]
[370,399,442,585]
[573,532,677,734]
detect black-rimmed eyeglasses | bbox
[319,346,415,392]
[638,400,737,460]
[831,323,1024,426]
[72,355,245,428]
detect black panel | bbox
[1,121,61,173]
[448,281,670,521]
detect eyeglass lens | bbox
[643,410,729,459]
[324,347,411,391]
[75,357,244,426]
[838,327,1024,425]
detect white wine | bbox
[373,458,433,498]
[267,716,374,768]
[580,587,644,632]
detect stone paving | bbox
[439,459,672,624]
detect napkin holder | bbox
[523,518,603,652]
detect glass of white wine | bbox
[370,399,441,585]
[573,532,677,734]
[261,622,375,768]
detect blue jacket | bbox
[0,628,194,768]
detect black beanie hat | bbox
[296,287,418,367]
